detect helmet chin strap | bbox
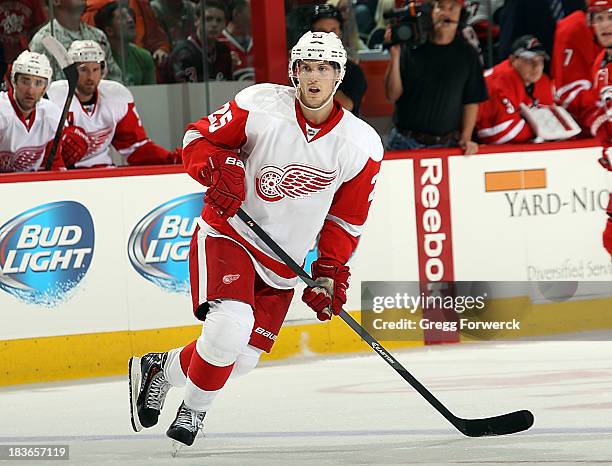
[294,79,342,112]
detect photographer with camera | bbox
[384,0,487,154]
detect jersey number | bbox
[208,102,233,133]
[563,49,573,67]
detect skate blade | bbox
[170,439,185,457]
[128,357,143,433]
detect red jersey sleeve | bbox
[476,85,534,145]
[182,99,249,185]
[110,102,176,165]
[112,102,148,154]
[317,157,381,265]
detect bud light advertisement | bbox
[0,201,95,307]
[128,193,203,293]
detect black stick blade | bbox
[456,410,534,437]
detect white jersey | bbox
[47,80,149,168]
[183,84,384,288]
[0,92,62,172]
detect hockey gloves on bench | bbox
[60,126,90,167]
[302,259,350,321]
[201,151,246,219]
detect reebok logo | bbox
[222,274,240,284]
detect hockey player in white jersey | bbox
[47,40,181,168]
[0,51,83,172]
[128,31,384,450]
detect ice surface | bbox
[1,337,611,465]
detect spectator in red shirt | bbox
[476,35,555,144]
[0,0,47,63]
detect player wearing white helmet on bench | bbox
[0,51,77,172]
[47,40,181,168]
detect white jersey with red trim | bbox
[183,83,384,289]
[0,91,62,172]
[46,80,149,167]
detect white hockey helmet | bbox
[289,31,347,83]
[68,40,107,75]
[10,51,53,90]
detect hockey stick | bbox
[236,208,534,437]
[41,36,79,170]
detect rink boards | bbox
[0,140,611,385]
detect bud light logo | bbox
[128,193,203,293]
[0,201,95,306]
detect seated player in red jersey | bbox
[476,35,559,144]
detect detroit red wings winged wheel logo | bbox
[255,163,338,202]
[0,145,46,172]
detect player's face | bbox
[512,55,545,85]
[312,18,343,39]
[592,10,612,48]
[13,74,47,111]
[204,7,226,39]
[296,60,340,108]
[76,62,103,97]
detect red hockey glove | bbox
[170,146,183,165]
[60,126,90,167]
[201,150,246,219]
[604,194,612,256]
[600,146,612,172]
[302,259,350,321]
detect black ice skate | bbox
[166,401,206,454]
[128,352,171,432]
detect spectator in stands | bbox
[0,0,47,64]
[0,51,87,172]
[497,0,586,62]
[0,43,6,91]
[29,0,123,82]
[552,1,600,127]
[150,0,197,49]
[384,0,487,154]
[476,35,556,144]
[219,0,254,80]
[94,2,156,86]
[46,40,181,168]
[163,0,233,83]
[568,0,612,140]
[310,4,367,116]
[83,0,170,67]
[326,0,368,57]
[367,0,394,49]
